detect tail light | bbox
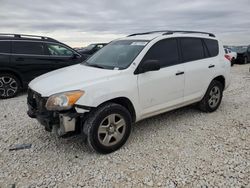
[225,54,231,61]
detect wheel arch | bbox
[212,75,225,90]
[97,97,136,123]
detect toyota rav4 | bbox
[27,30,231,154]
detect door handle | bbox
[16,57,24,61]
[176,71,184,76]
[208,64,215,68]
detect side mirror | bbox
[136,60,161,74]
[72,53,81,59]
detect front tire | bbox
[198,80,223,112]
[0,73,20,99]
[83,103,132,154]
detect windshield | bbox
[84,40,148,69]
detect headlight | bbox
[46,90,84,111]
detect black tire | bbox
[0,73,21,99]
[83,103,132,154]
[244,57,248,64]
[231,58,235,66]
[198,80,223,112]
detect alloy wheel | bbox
[208,86,221,108]
[0,76,18,98]
[97,114,126,147]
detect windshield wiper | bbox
[84,62,105,69]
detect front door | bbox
[137,38,184,118]
[44,43,83,69]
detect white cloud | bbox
[0,0,249,47]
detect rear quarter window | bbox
[0,41,11,53]
[203,39,219,57]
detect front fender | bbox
[75,73,140,117]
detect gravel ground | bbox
[0,64,250,188]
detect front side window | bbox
[46,43,74,56]
[0,41,11,53]
[13,41,44,55]
[142,38,179,68]
[180,38,204,62]
[85,40,148,69]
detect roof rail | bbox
[0,33,58,41]
[128,30,215,37]
[163,30,215,37]
[127,30,170,37]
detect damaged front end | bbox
[27,88,87,137]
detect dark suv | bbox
[235,45,250,64]
[0,34,84,99]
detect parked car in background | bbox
[235,45,250,64]
[77,43,107,60]
[224,48,237,66]
[27,30,230,154]
[0,34,84,99]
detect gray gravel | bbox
[0,65,250,187]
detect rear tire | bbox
[83,103,132,154]
[0,73,20,99]
[244,57,248,64]
[198,80,223,112]
[231,58,235,66]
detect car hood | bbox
[29,64,120,97]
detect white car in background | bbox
[224,48,237,66]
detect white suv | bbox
[27,30,231,154]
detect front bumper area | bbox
[27,89,82,136]
[27,103,58,132]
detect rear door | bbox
[0,41,11,69]
[180,37,218,102]
[43,43,83,69]
[11,41,53,83]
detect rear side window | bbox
[13,41,44,55]
[0,41,11,53]
[204,39,219,57]
[180,38,204,62]
[143,38,179,68]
